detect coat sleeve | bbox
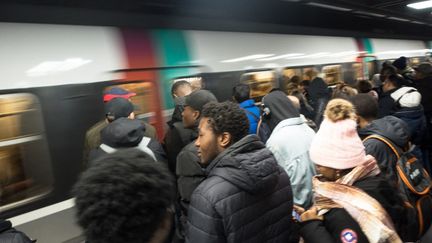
[300,208,369,243]
[186,192,226,243]
[176,146,205,210]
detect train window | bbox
[410,57,421,66]
[282,68,302,93]
[173,76,203,91]
[0,94,53,211]
[104,82,154,116]
[240,70,276,101]
[322,65,342,85]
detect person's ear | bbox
[218,132,232,148]
[192,110,200,120]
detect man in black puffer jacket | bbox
[186,101,298,243]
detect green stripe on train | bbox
[152,30,194,109]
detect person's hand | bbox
[293,205,305,214]
[300,206,324,222]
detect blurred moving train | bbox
[0,22,431,242]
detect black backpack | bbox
[364,135,432,237]
[0,220,35,243]
[244,109,271,143]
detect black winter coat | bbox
[377,88,397,118]
[300,174,414,242]
[358,116,410,182]
[0,220,33,243]
[186,135,298,243]
[414,76,432,114]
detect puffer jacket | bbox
[186,135,298,243]
[358,116,410,182]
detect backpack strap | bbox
[243,109,260,122]
[363,135,400,160]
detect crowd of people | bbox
[71,57,432,243]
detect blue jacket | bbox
[239,99,260,135]
[266,115,316,208]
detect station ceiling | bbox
[1,0,432,39]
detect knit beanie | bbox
[392,56,407,70]
[309,99,368,169]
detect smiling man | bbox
[186,101,298,243]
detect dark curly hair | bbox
[201,101,249,145]
[73,149,175,243]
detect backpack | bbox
[363,135,432,237]
[244,109,272,143]
[0,220,35,243]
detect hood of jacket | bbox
[101,118,144,148]
[358,116,410,147]
[262,90,300,132]
[205,135,281,194]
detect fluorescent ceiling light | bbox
[221,54,274,63]
[354,11,386,18]
[26,58,92,77]
[256,53,304,61]
[306,2,352,11]
[387,16,410,22]
[408,0,432,9]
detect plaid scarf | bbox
[313,155,402,243]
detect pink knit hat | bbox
[309,99,368,170]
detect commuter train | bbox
[0,22,431,242]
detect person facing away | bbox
[304,69,331,127]
[83,87,157,167]
[298,99,407,243]
[378,73,410,118]
[187,101,298,243]
[263,90,316,208]
[392,56,415,84]
[163,80,194,174]
[175,90,217,238]
[232,83,260,134]
[351,94,411,183]
[74,149,175,243]
[87,98,166,164]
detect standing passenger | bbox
[175,90,217,238]
[83,87,156,167]
[232,83,260,134]
[304,69,331,127]
[299,99,404,243]
[263,90,316,208]
[163,81,193,174]
[74,149,175,243]
[88,98,166,163]
[351,94,411,182]
[187,101,297,243]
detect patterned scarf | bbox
[313,155,402,243]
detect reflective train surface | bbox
[0,22,431,242]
